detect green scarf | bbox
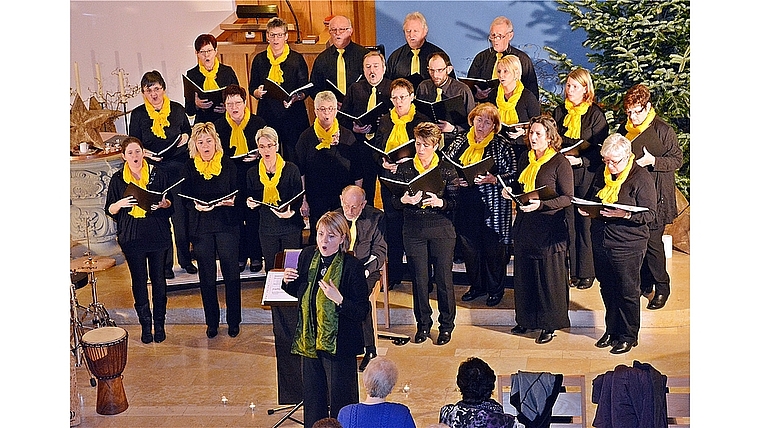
[292,251,343,358]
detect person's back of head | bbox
[456,357,496,402]
[363,356,398,399]
[312,417,343,428]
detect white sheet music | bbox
[261,270,298,305]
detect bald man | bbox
[336,185,387,371]
[309,15,370,101]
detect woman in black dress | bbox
[552,68,609,290]
[180,122,241,339]
[281,211,369,428]
[505,115,574,344]
[185,33,239,125]
[105,137,173,343]
[494,55,541,160]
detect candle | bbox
[95,63,103,98]
[118,70,125,102]
[74,62,81,96]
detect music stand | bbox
[268,401,303,427]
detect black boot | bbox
[135,303,153,344]
[153,297,167,343]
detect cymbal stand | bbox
[268,401,303,427]
[70,277,97,386]
[79,216,116,328]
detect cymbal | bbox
[70,256,116,272]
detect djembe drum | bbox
[81,326,129,415]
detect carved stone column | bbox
[70,152,123,256]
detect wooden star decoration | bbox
[70,94,120,151]
[88,96,118,133]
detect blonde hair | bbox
[566,68,595,103]
[403,11,428,31]
[188,122,223,159]
[316,211,350,252]
[468,103,502,134]
[497,55,522,80]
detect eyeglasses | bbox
[603,155,629,167]
[143,86,163,94]
[225,100,245,108]
[258,143,277,150]
[390,94,411,102]
[625,105,646,116]
[489,31,512,41]
[329,27,350,35]
[267,32,287,39]
[198,48,216,56]
[427,67,448,74]
[316,106,336,113]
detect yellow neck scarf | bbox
[563,99,591,139]
[624,107,657,141]
[496,80,524,125]
[267,44,290,84]
[597,155,635,204]
[314,118,340,150]
[193,150,223,180]
[226,109,251,157]
[459,128,493,166]
[198,58,220,90]
[122,160,150,218]
[413,152,439,174]
[386,104,416,152]
[518,147,557,192]
[144,94,172,139]
[258,153,285,204]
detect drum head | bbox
[82,326,127,345]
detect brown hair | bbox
[623,83,651,109]
[528,114,563,152]
[120,136,143,154]
[194,34,217,51]
[467,103,502,134]
[223,84,247,101]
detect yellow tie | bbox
[435,87,442,102]
[336,48,346,93]
[349,219,357,252]
[411,49,420,75]
[366,86,377,140]
[492,52,504,79]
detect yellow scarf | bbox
[386,104,416,152]
[597,155,635,204]
[413,152,439,174]
[518,147,557,192]
[198,58,220,90]
[193,150,223,180]
[122,160,150,218]
[624,107,657,141]
[144,94,172,139]
[563,99,591,139]
[459,129,493,166]
[314,118,340,150]
[496,80,524,125]
[226,109,251,157]
[258,154,285,204]
[266,44,290,84]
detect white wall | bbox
[71,0,236,133]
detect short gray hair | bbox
[600,133,632,160]
[362,357,398,398]
[314,90,337,108]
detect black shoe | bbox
[461,289,486,302]
[610,340,637,354]
[413,330,430,343]
[358,350,377,371]
[511,325,528,334]
[595,333,614,348]
[140,328,153,344]
[435,331,451,345]
[206,325,218,338]
[576,277,594,289]
[154,323,166,343]
[485,294,503,307]
[647,294,668,310]
[164,269,175,279]
[569,276,579,287]
[250,260,263,272]
[228,324,240,337]
[183,264,198,275]
[536,330,555,344]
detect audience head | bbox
[403,11,429,50]
[316,211,350,255]
[363,51,386,86]
[427,52,452,87]
[527,114,563,152]
[362,357,399,399]
[622,84,652,126]
[456,357,497,402]
[489,16,515,52]
[468,102,502,136]
[340,185,367,222]
[565,68,595,105]
[600,133,633,175]
[189,122,223,161]
[312,417,343,428]
[328,15,353,49]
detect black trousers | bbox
[301,351,359,428]
[194,230,241,327]
[238,206,262,265]
[272,305,303,404]
[594,244,646,343]
[640,224,670,298]
[567,206,596,279]
[459,224,510,297]
[380,186,406,285]
[363,271,381,349]
[403,220,456,333]
[260,231,302,273]
[122,244,168,321]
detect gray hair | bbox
[600,133,632,160]
[362,357,398,398]
[314,90,337,108]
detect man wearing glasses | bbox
[416,51,476,133]
[310,15,369,104]
[467,16,539,103]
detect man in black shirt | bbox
[385,11,448,89]
[309,15,369,103]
